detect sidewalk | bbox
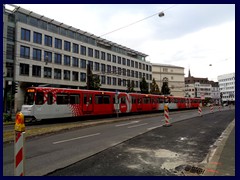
[203,119,235,176]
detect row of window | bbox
[35,92,199,106]
[19,63,150,87]
[20,28,151,70]
[16,12,146,61]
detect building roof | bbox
[152,63,184,69]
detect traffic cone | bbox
[210,105,214,113]
[163,104,172,127]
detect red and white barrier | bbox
[210,105,214,113]
[163,105,172,127]
[198,106,202,116]
[14,132,25,176]
[14,112,25,176]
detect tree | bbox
[127,80,135,92]
[150,78,160,94]
[87,64,101,90]
[140,76,149,94]
[161,79,171,95]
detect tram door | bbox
[83,93,93,113]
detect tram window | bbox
[36,92,44,105]
[121,97,126,104]
[164,98,169,103]
[143,97,150,104]
[70,94,80,104]
[159,98,163,103]
[174,99,178,103]
[57,93,69,104]
[103,95,110,104]
[47,92,53,105]
[84,94,87,104]
[138,98,142,104]
[24,92,34,105]
[95,95,102,104]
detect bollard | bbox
[198,105,202,116]
[163,104,172,127]
[14,112,25,176]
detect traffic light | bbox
[12,81,19,94]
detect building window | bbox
[95,62,100,71]
[32,65,41,77]
[127,69,130,77]
[72,71,79,81]
[33,48,42,61]
[118,56,121,64]
[44,35,52,47]
[163,68,168,72]
[127,59,130,66]
[72,57,79,67]
[7,26,15,42]
[107,77,111,85]
[55,38,62,49]
[54,69,62,79]
[44,67,52,78]
[131,70,134,77]
[131,60,134,68]
[20,45,30,59]
[135,62,138,68]
[33,32,42,44]
[88,61,93,70]
[64,70,70,80]
[64,55,71,66]
[118,78,122,86]
[107,53,111,62]
[101,75,106,84]
[54,53,62,64]
[112,66,116,73]
[88,48,93,57]
[44,51,52,63]
[112,55,116,63]
[81,45,86,55]
[80,72,86,82]
[113,77,116,85]
[21,28,30,41]
[122,69,126,76]
[118,67,121,75]
[139,63,142,69]
[80,59,87,69]
[64,41,71,52]
[101,51,106,60]
[101,64,106,73]
[122,58,126,65]
[73,43,79,54]
[95,50,100,59]
[20,63,29,75]
[107,65,111,73]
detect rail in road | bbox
[3,106,235,176]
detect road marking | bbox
[128,123,148,129]
[147,125,162,130]
[115,121,139,127]
[52,133,101,144]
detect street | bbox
[3,107,235,176]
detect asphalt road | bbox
[3,107,234,176]
[47,110,235,176]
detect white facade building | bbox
[218,73,235,104]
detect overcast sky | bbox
[13,4,235,81]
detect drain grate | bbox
[184,165,205,174]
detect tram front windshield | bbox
[23,89,35,105]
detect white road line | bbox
[147,125,162,131]
[53,133,101,144]
[127,123,148,129]
[115,121,139,127]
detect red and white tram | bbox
[21,87,202,121]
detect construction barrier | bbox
[163,104,172,127]
[210,105,214,113]
[198,105,202,116]
[14,112,25,176]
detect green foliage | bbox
[161,81,171,95]
[3,113,12,122]
[150,78,160,94]
[140,77,149,94]
[127,80,135,92]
